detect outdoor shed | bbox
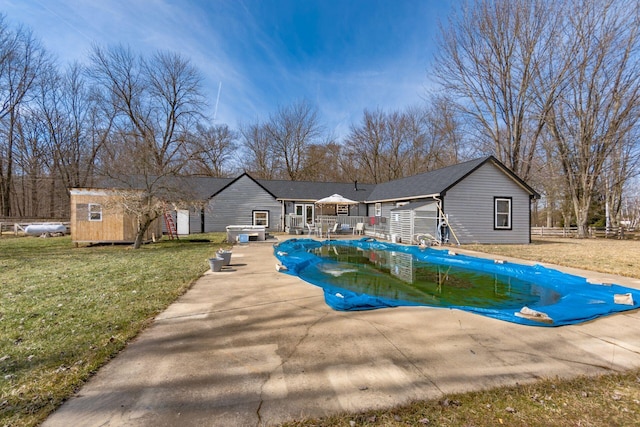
[70,188,162,244]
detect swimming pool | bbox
[274,238,640,327]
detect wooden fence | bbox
[531,226,636,239]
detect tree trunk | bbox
[133,219,151,250]
[1,116,15,217]
[574,196,591,238]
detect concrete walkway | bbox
[44,239,640,427]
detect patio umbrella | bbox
[315,193,359,216]
[315,194,359,206]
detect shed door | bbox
[176,209,190,235]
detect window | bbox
[494,197,512,230]
[253,210,269,227]
[374,203,382,217]
[88,203,102,221]
[336,204,348,215]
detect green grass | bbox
[0,234,228,427]
[281,371,640,426]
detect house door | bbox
[176,209,190,235]
[295,204,315,224]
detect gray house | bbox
[77,156,538,244]
[189,156,538,244]
[365,156,539,244]
[189,174,373,235]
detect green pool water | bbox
[307,245,561,309]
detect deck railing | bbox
[285,214,369,234]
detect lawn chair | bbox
[305,222,317,236]
[353,222,364,235]
[327,222,340,240]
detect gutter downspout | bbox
[434,196,460,246]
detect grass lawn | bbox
[464,236,640,279]
[2,235,640,426]
[0,234,228,427]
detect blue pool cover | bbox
[273,238,640,327]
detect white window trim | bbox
[374,203,382,217]
[253,210,269,227]
[88,203,102,222]
[494,197,512,230]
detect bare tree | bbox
[343,106,452,183]
[88,44,207,248]
[239,121,281,179]
[544,0,640,237]
[185,123,237,177]
[425,95,470,166]
[12,108,49,217]
[264,99,324,181]
[301,141,343,182]
[343,108,387,183]
[35,62,111,218]
[603,131,640,229]
[433,0,561,181]
[0,15,49,216]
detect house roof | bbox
[256,178,375,202]
[179,176,235,200]
[366,156,539,202]
[390,200,438,211]
[84,156,538,204]
[93,175,234,201]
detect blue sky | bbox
[1,0,454,139]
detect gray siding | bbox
[444,162,531,244]
[189,207,205,234]
[203,176,282,232]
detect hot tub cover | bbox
[274,238,640,327]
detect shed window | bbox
[253,210,269,227]
[494,197,512,230]
[88,203,102,222]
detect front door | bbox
[295,204,315,224]
[176,209,190,235]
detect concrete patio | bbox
[43,238,640,426]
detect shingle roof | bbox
[178,176,235,199]
[390,200,438,211]
[365,156,538,202]
[257,178,375,201]
[93,175,234,200]
[87,156,537,203]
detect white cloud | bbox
[2,0,451,140]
